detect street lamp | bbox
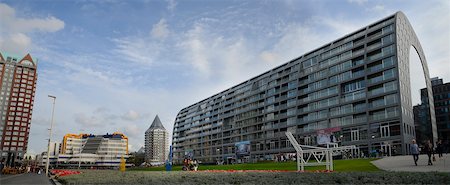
[46,95,56,176]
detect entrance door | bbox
[380,143,392,156]
[227,157,234,165]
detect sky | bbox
[0,0,449,155]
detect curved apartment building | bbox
[171,12,436,164]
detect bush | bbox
[58,170,450,185]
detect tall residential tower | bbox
[171,12,436,164]
[0,52,38,165]
[145,115,169,165]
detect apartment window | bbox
[287,108,296,116]
[287,99,296,107]
[266,113,274,120]
[267,88,276,95]
[266,96,275,104]
[287,90,297,98]
[342,79,366,93]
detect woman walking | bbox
[410,139,419,166]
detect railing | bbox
[341,91,366,103]
[367,42,381,51]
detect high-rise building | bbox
[414,77,450,143]
[0,52,38,165]
[145,115,169,165]
[171,12,437,164]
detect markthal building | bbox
[171,12,437,164]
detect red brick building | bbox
[0,51,37,166]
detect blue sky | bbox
[0,0,449,154]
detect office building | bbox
[55,132,129,168]
[414,77,450,143]
[40,141,61,166]
[0,52,38,166]
[171,12,437,164]
[145,115,169,165]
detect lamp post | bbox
[46,95,56,176]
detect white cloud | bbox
[373,4,385,12]
[73,107,117,127]
[347,0,368,5]
[260,51,279,63]
[0,3,64,54]
[112,36,162,65]
[74,113,103,127]
[150,19,169,39]
[5,33,32,54]
[166,0,177,12]
[121,110,141,121]
[179,25,211,75]
[123,124,141,137]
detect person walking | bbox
[410,139,419,166]
[425,140,433,165]
[0,158,4,175]
[436,139,443,158]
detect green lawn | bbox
[130,158,380,172]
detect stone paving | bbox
[371,153,450,172]
[0,173,53,185]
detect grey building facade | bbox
[172,12,436,164]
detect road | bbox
[0,173,53,185]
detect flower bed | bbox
[51,169,81,177]
[200,169,333,173]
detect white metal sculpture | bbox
[285,132,358,171]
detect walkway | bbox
[0,173,53,185]
[371,154,450,172]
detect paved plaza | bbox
[0,173,52,185]
[371,154,450,172]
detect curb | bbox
[50,176,63,185]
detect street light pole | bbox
[46,95,56,176]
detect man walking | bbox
[436,139,443,158]
[410,139,419,166]
[425,140,433,165]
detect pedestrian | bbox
[436,139,443,158]
[425,140,433,165]
[192,159,199,171]
[0,158,4,175]
[410,139,419,166]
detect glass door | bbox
[380,125,390,138]
[351,129,360,141]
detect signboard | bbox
[235,141,251,156]
[184,149,194,159]
[316,127,341,145]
